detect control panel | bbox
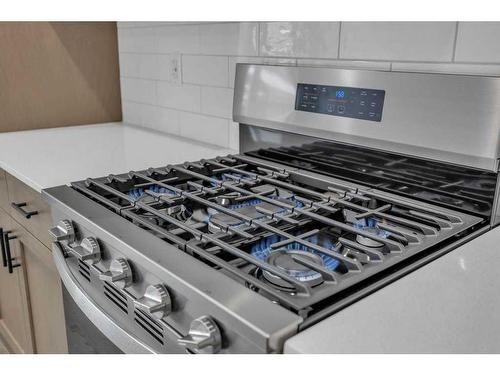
[295,83,385,122]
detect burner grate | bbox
[72,154,483,316]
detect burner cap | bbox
[355,227,387,248]
[262,250,324,289]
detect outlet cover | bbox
[169,53,182,86]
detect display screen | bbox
[295,83,385,122]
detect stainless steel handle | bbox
[11,202,38,219]
[52,242,155,354]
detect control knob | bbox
[49,220,75,244]
[178,316,222,354]
[99,258,132,289]
[134,284,171,319]
[70,237,101,264]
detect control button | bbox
[49,220,76,244]
[337,105,345,114]
[327,104,335,113]
[99,258,133,289]
[178,316,222,354]
[370,102,377,108]
[360,100,366,106]
[302,95,309,101]
[310,95,318,101]
[134,284,172,319]
[369,112,376,117]
[360,91,367,96]
[310,104,317,110]
[70,237,101,264]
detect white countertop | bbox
[285,226,500,353]
[0,122,236,192]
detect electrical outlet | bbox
[169,53,181,86]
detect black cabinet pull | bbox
[0,227,6,267]
[3,232,20,274]
[11,202,38,219]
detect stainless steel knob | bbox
[99,258,132,288]
[134,284,171,319]
[49,220,75,244]
[70,237,101,264]
[178,316,222,354]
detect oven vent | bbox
[78,260,91,282]
[133,308,164,345]
[103,281,128,313]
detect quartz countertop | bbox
[285,225,500,353]
[0,122,236,192]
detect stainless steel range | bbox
[42,64,500,354]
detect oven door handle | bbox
[52,242,155,354]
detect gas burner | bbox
[262,250,325,289]
[353,218,390,248]
[128,184,175,200]
[249,232,340,291]
[206,186,304,234]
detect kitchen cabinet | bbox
[16,223,68,353]
[0,168,67,353]
[0,209,35,353]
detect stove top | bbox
[247,140,497,219]
[70,153,483,318]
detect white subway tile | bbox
[178,112,229,147]
[122,101,142,126]
[229,122,240,151]
[120,78,156,105]
[455,22,500,63]
[182,55,229,87]
[117,27,157,53]
[260,22,340,58]
[156,24,200,54]
[392,62,500,76]
[340,22,456,62]
[201,87,234,119]
[199,22,258,56]
[157,82,201,112]
[119,53,141,78]
[142,105,180,135]
[297,59,391,71]
[228,56,296,88]
[138,54,159,80]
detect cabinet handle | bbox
[0,227,7,267]
[3,232,20,274]
[11,202,39,219]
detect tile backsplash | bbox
[117,21,500,150]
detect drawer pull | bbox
[3,232,20,274]
[11,202,39,219]
[0,227,7,267]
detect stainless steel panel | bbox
[233,64,500,171]
[43,185,302,353]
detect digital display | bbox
[295,83,385,122]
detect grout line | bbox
[257,22,261,57]
[123,99,233,121]
[451,22,460,62]
[337,22,342,59]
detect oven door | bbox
[53,242,155,354]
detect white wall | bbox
[117,22,500,150]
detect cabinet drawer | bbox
[0,168,9,212]
[17,225,68,353]
[6,173,52,248]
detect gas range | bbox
[43,64,500,353]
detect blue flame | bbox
[352,217,390,238]
[250,233,339,271]
[128,185,176,199]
